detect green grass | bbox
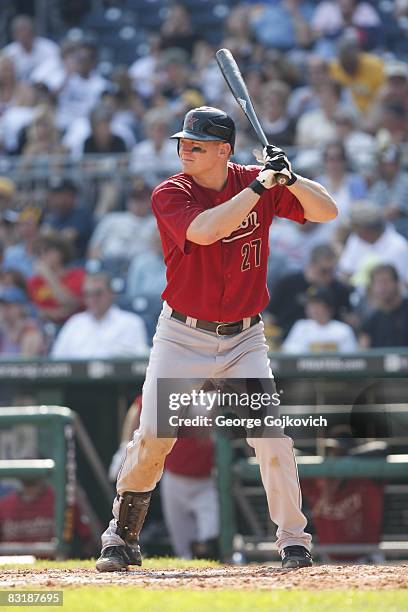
[1,557,219,570]
[6,588,407,612]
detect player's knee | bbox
[138,432,175,465]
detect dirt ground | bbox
[1,565,408,590]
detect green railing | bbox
[0,407,76,558]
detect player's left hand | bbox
[263,146,297,186]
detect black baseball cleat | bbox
[95,543,142,572]
[281,545,313,569]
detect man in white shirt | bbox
[56,41,107,131]
[51,272,149,359]
[338,201,408,287]
[87,179,155,261]
[282,286,357,353]
[130,109,181,183]
[3,15,59,81]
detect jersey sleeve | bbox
[271,186,306,224]
[152,184,205,254]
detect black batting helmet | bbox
[170,106,236,151]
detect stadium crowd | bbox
[0,1,407,359]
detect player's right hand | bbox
[255,166,278,189]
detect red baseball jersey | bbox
[165,437,213,477]
[302,478,384,561]
[0,485,92,547]
[152,162,305,321]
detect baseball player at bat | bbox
[96,106,338,572]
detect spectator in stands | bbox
[0,55,27,119]
[31,37,79,94]
[126,229,166,303]
[0,179,16,247]
[0,177,15,212]
[76,103,128,220]
[157,48,196,109]
[359,264,408,349]
[315,141,367,224]
[368,146,408,239]
[366,61,408,133]
[130,109,181,183]
[2,205,42,277]
[282,286,357,353]
[27,234,85,325]
[2,15,59,81]
[0,268,27,293]
[21,104,67,162]
[0,476,96,558]
[0,287,45,359]
[338,201,408,288]
[126,228,166,341]
[288,55,330,119]
[259,80,296,148]
[160,4,196,55]
[250,0,314,52]
[302,426,385,563]
[295,80,343,149]
[311,0,381,54]
[0,68,39,154]
[0,286,44,357]
[128,34,162,101]
[51,271,148,358]
[222,5,254,64]
[268,217,333,271]
[333,107,375,172]
[268,244,352,340]
[191,40,224,106]
[83,104,127,156]
[56,40,107,131]
[87,178,155,263]
[42,177,93,260]
[329,31,384,114]
[375,101,407,152]
[101,67,142,147]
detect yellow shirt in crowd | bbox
[330,52,385,113]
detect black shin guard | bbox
[116,491,152,541]
[115,490,153,566]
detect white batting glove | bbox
[255,167,278,189]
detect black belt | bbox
[171,309,261,336]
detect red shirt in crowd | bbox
[27,268,85,322]
[0,484,92,545]
[152,162,305,321]
[301,478,385,560]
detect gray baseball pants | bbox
[101,302,312,552]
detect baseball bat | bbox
[215,48,288,186]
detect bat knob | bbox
[276,174,289,186]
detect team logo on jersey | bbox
[222,210,260,242]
